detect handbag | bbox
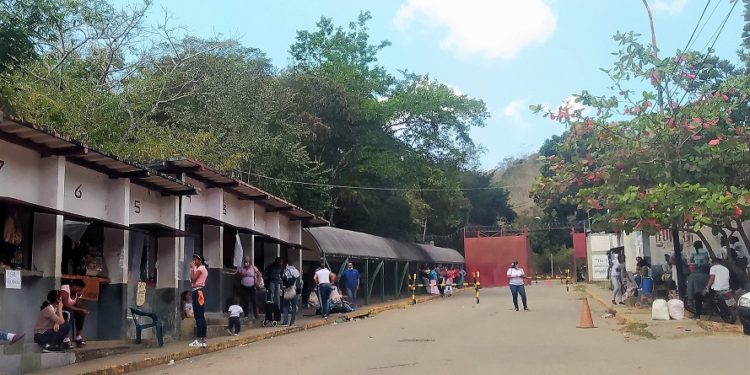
[254,267,265,289]
[307,290,319,308]
[283,286,297,301]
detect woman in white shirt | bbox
[506,261,528,311]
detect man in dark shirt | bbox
[265,257,283,308]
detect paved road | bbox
[138,285,748,374]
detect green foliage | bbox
[0,2,513,242]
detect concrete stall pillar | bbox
[202,224,223,312]
[32,156,66,280]
[31,213,63,280]
[157,196,180,289]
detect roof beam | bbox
[290,215,314,222]
[0,130,55,157]
[239,194,269,201]
[113,170,151,179]
[266,206,294,213]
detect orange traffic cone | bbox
[577,298,597,329]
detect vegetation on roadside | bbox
[622,322,656,340]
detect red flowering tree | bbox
[530,30,750,288]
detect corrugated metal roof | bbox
[305,227,463,264]
[418,243,465,264]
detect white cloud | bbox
[503,99,525,122]
[393,0,557,60]
[652,0,688,15]
[501,99,529,129]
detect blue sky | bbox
[141,0,745,170]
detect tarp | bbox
[304,227,464,264]
[464,233,531,287]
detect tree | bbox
[531,29,750,288]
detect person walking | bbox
[610,254,625,305]
[507,261,528,311]
[314,263,333,319]
[189,253,208,348]
[236,256,259,319]
[281,261,302,326]
[340,262,360,310]
[226,298,242,336]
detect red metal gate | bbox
[464,229,531,287]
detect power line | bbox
[701,0,738,53]
[678,0,739,107]
[683,0,715,52]
[234,170,529,192]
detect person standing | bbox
[236,256,259,319]
[610,254,625,305]
[429,266,439,295]
[265,257,284,309]
[189,253,208,348]
[314,263,333,319]
[281,261,302,326]
[729,236,748,273]
[340,262,360,310]
[507,261,528,311]
[686,268,709,320]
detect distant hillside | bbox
[491,154,542,218]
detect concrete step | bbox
[21,351,76,373]
[0,353,22,375]
[69,340,137,363]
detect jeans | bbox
[694,292,704,317]
[269,282,281,308]
[239,286,259,318]
[34,323,71,348]
[345,287,357,310]
[611,275,622,303]
[318,284,332,316]
[282,296,298,325]
[227,317,241,334]
[63,307,85,338]
[192,289,207,339]
[0,331,9,341]
[509,284,528,310]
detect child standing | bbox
[226,298,243,336]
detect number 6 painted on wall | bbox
[74,184,83,198]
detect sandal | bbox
[75,338,87,347]
[63,341,74,349]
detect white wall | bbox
[0,141,43,204]
[222,192,253,229]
